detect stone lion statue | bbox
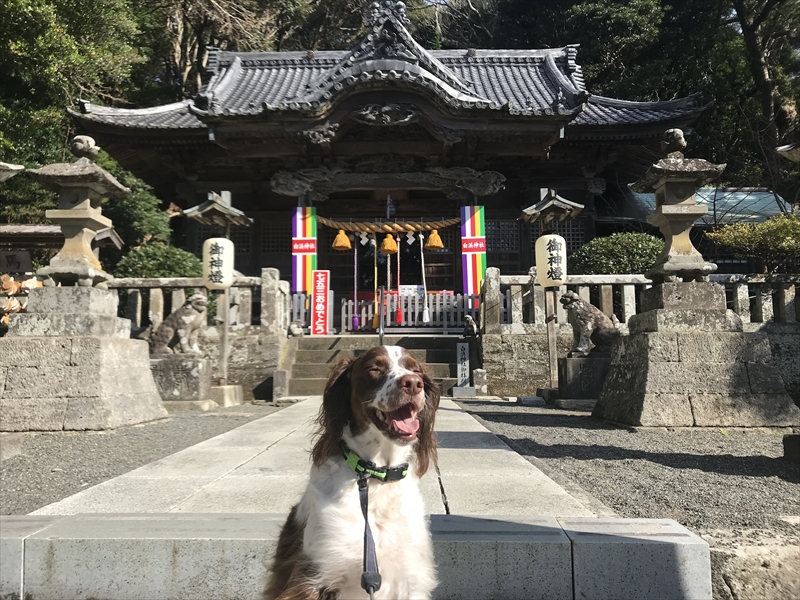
[560,291,620,356]
[150,293,207,356]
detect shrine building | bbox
[70,1,706,298]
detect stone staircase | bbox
[288,335,460,396]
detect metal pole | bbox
[220,223,230,386]
[378,286,385,346]
[545,286,558,389]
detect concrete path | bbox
[32,397,597,518]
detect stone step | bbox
[1,514,712,600]
[297,335,463,351]
[291,362,455,379]
[294,348,458,364]
[289,376,458,396]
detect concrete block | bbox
[0,516,60,600]
[560,517,712,600]
[22,514,284,600]
[518,396,546,406]
[690,394,800,427]
[450,386,476,397]
[163,399,219,412]
[0,397,69,431]
[23,286,119,315]
[431,515,572,600]
[209,385,243,407]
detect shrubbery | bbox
[705,214,800,273]
[113,242,202,278]
[569,232,664,275]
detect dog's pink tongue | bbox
[388,405,419,435]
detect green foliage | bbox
[705,214,800,273]
[569,233,664,275]
[113,242,202,278]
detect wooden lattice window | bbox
[486,220,519,252]
[196,225,251,255]
[531,219,586,253]
[260,216,291,254]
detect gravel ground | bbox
[0,403,281,515]
[457,401,800,542]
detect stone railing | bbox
[108,268,291,335]
[481,267,798,334]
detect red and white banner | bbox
[292,238,317,254]
[310,270,330,336]
[461,237,486,254]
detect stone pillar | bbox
[260,268,281,335]
[482,267,501,334]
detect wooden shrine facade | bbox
[70,1,706,294]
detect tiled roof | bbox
[69,7,704,132]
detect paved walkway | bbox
[33,398,598,518]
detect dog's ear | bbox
[311,356,355,467]
[414,367,441,477]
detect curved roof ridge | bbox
[543,52,588,107]
[588,91,705,110]
[75,99,193,116]
[200,57,243,113]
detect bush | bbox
[705,214,800,273]
[569,232,664,275]
[113,242,202,278]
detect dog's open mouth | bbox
[372,403,420,441]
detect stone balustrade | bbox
[108,268,291,336]
[481,268,798,334]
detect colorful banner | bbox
[310,270,330,336]
[292,206,317,293]
[461,205,487,296]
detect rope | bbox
[419,232,431,323]
[353,239,359,330]
[316,215,460,233]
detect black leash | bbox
[340,440,409,600]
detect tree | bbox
[569,233,664,275]
[705,214,800,273]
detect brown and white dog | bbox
[265,345,440,600]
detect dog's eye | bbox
[368,366,383,375]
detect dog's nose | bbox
[399,374,423,394]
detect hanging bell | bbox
[424,229,443,250]
[332,229,351,251]
[380,233,398,254]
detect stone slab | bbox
[690,394,800,427]
[677,332,773,363]
[23,286,119,316]
[560,517,713,600]
[0,432,24,461]
[209,385,244,407]
[449,386,476,397]
[594,393,694,427]
[8,312,130,338]
[784,434,800,463]
[640,282,727,312]
[517,396,546,406]
[629,308,742,333]
[558,356,611,399]
[431,515,572,600]
[0,397,70,431]
[554,398,597,411]
[149,356,211,403]
[0,516,59,600]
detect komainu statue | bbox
[560,291,620,356]
[150,293,207,356]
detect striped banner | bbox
[461,205,487,296]
[292,206,317,293]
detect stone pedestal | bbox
[1,288,166,431]
[594,283,800,427]
[149,356,211,405]
[558,356,611,400]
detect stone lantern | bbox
[593,130,799,428]
[27,136,129,287]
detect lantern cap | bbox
[520,189,583,225]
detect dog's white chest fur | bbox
[297,455,436,600]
